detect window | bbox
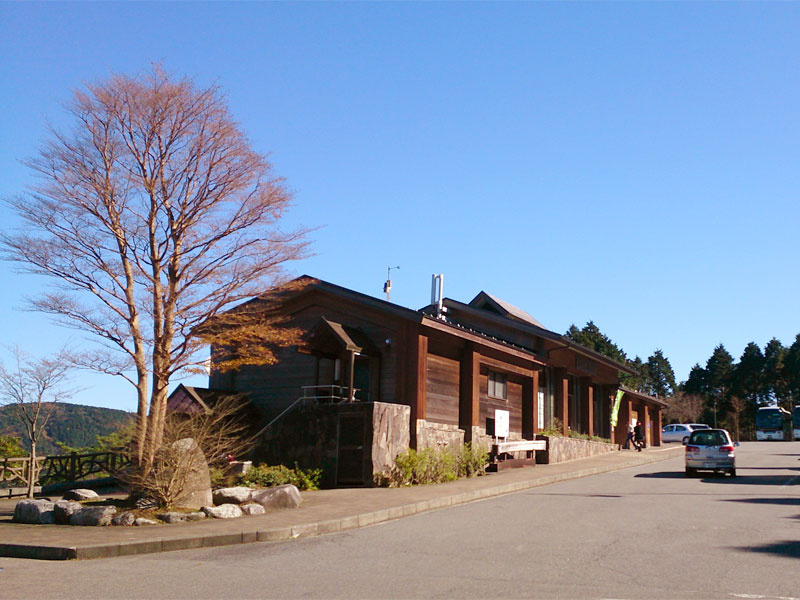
[488,371,507,400]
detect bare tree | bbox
[663,392,705,424]
[2,66,308,469]
[118,393,255,508]
[0,348,76,497]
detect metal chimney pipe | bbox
[431,274,444,318]
[437,273,444,317]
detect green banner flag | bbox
[610,389,624,427]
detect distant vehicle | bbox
[755,406,792,441]
[662,423,710,444]
[685,428,737,477]
[793,405,800,441]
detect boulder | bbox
[54,500,83,524]
[70,506,117,526]
[13,499,55,524]
[212,486,253,505]
[134,517,160,526]
[240,502,266,516]
[62,488,100,501]
[202,503,243,519]
[185,511,206,521]
[156,512,190,524]
[172,438,213,509]
[252,485,302,511]
[112,511,136,526]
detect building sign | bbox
[495,409,510,438]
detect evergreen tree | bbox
[682,364,707,396]
[645,349,676,397]
[781,334,800,408]
[564,322,628,364]
[624,356,648,392]
[704,344,735,427]
[763,338,788,409]
[731,342,765,439]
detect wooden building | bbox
[208,276,666,456]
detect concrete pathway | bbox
[0,445,683,560]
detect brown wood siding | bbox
[425,354,460,426]
[221,299,406,424]
[233,348,319,423]
[479,371,523,435]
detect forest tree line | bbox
[566,322,800,440]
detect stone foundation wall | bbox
[416,420,464,451]
[536,435,618,464]
[371,403,410,478]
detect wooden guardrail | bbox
[0,451,130,497]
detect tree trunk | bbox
[27,439,36,499]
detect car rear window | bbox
[689,431,727,446]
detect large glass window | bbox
[488,371,507,400]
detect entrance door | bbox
[337,413,367,486]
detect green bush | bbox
[240,463,322,491]
[385,443,488,487]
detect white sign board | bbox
[495,409,510,438]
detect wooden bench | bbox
[488,439,547,471]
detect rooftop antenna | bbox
[384,266,400,301]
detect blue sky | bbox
[1,2,799,411]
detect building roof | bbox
[619,386,669,408]
[243,275,634,376]
[468,291,545,328]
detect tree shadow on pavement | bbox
[732,540,800,559]
[723,497,800,506]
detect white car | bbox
[685,428,737,477]
[662,423,710,444]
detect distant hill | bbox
[0,402,133,456]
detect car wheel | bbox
[685,467,696,477]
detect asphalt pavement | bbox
[0,444,683,561]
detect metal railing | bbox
[301,384,369,402]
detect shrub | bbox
[240,463,322,491]
[384,443,488,487]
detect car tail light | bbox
[686,446,699,453]
[720,445,734,452]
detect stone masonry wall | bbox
[416,420,464,451]
[371,403,410,480]
[536,435,617,464]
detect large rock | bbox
[135,517,160,526]
[240,502,266,516]
[172,438,213,509]
[252,485,302,511]
[213,486,253,505]
[54,500,83,524]
[112,511,136,526]
[157,512,189,524]
[62,489,99,501]
[202,503,243,519]
[13,499,55,524]
[70,506,117,526]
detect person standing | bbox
[634,421,645,452]
[624,421,635,450]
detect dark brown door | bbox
[337,413,366,486]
